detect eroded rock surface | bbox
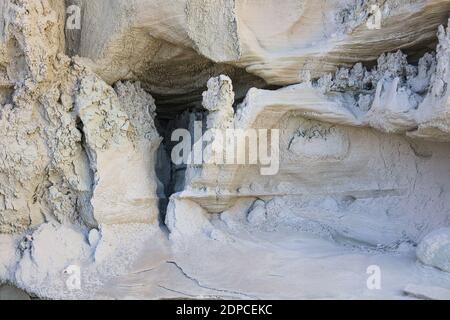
[1,0,450,300]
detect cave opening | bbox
[149,67,273,224]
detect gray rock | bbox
[417,228,450,272]
[0,285,31,300]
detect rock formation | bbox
[1,0,450,300]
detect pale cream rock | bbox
[202,75,235,130]
[165,196,213,241]
[0,234,19,280]
[246,199,267,226]
[1,0,450,301]
[75,75,161,225]
[288,122,350,161]
[0,0,164,299]
[0,0,83,233]
[417,228,450,272]
[75,0,450,89]
[14,222,91,295]
[88,228,100,248]
[177,70,450,247]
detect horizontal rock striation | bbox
[0,0,450,300]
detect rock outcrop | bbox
[417,228,450,272]
[1,0,450,300]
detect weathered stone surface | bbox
[417,228,450,272]
[1,0,450,300]
[74,0,450,89]
[76,75,161,225]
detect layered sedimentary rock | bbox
[176,25,450,246]
[0,0,162,299]
[72,0,450,86]
[1,0,450,300]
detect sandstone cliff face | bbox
[0,0,450,300]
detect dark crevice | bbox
[152,67,272,120]
[75,116,97,229]
[151,66,272,225]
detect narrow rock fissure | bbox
[153,102,207,226]
[75,116,97,229]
